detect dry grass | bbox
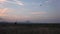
[0,23,60,34]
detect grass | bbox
[0,22,60,34]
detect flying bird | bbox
[40,4,42,6]
[40,3,43,6]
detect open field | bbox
[0,22,60,34]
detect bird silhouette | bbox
[40,4,42,6]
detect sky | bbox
[0,0,60,23]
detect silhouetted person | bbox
[15,22,17,24]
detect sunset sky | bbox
[0,0,60,23]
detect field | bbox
[0,22,60,34]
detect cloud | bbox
[0,8,8,16]
[0,8,30,22]
[0,0,7,3]
[45,0,53,3]
[0,14,31,22]
[13,0,24,6]
[31,12,47,15]
[0,0,24,7]
[0,8,8,14]
[0,8,12,16]
[0,11,16,21]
